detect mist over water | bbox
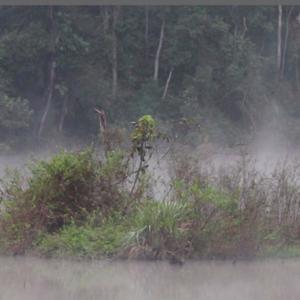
[0,256,300,300]
[0,127,299,199]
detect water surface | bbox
[0,257,299,300]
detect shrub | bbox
[27,149,99,231]
[0,149,128,254]
[170,154,271,259]
[124,200,194,259]
[36,213,129,258]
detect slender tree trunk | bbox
[277,5,283,77]
[38,60,56,138]
[162,67,174,99]
[58,95,68,133]
[153,19,165,81]
[241,16,248,39]
[280,6,294,79]
[111,6,120,100]
[38,6,56,139]
[103,6,109,34]
[145,6,149,58]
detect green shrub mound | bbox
[36,214,129,258]
[0,149,128,254]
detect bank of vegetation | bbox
[1,6,300,152]
[1,116,300,263]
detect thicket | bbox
[1,117,300,262]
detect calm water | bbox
[0,257,300,300]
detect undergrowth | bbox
[1,116,300,261]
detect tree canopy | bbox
[0,6,299,149]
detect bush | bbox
[0,149,128,254]
[123,200,194,259]
[169,154,260,258]
[36,213,129,258]
[27,150,99,230]
[172,177,243,258]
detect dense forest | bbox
[0,5,300,150]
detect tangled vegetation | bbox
[1,116,300,262]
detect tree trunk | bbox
[58,95,68,133]
[162,67,174,99]
[241,16,248,39]
[277,5,283,77]
[38,6,56,139]
[111,6,120,100]
[153,19,165,81]
[145,6,149,58]
[103,6,109,35]
[280,6,294,79]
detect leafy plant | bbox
[125,200,193,259]
[0,149,128,253]
[129,115,165,197]
[36,214,128,258]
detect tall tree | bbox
[280,6,294,79]
[38,6,57,138]
[153,19,165,81]
[111,6,120,100]
[277,5,283,78]
[145,6,149,59]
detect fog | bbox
[0,256,299,300]
[0,126,298,200]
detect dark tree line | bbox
[0,6,300,149]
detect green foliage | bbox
[99,149,128,181]
[0,94,32,150]
[130,115,157,145]
[124,200,193,258]
[260,244,300,259]
[129,115,165,198]
[36,214,128,258]
[173,178,238,213]
[192,185,238,212]
[0,6,293,146]
[35,198,194,259]
[0,149,128,253]
[2,143,300,260]
[26,150,99,230]
[0,95,32,130]
[129,81,162,117]
[133,201,192,240]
